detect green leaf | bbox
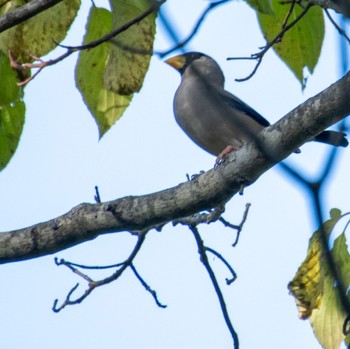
[75,6,133,138]
[289,209,350,349]
[0,52,20,105]
[0,0,81,63]
[246,0,274,15]
[258,1,324,86]
[0,51,24,171]
[0,100,25,171]
[104,0,157,95]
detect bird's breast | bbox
[173,81,259,156]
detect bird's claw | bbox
[214,145,237,168]
[214,158,225,169]
[187,171,205,181]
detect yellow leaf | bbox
[289,209,350,349]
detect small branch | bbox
[9,0,165,85]
[324,9,350,45]
[175,203,250,346]
[158,0,232,57]
[174,202,251,247]
[172,204,226,227]
[1,70,350,264]
[57,259,124,270]
[206,247,237,285]
[219,203,251,247]
[228,1,312,81]
[281,0,297,29]
[61,0,165,52]
[308,0,350,16]
[94,186,101,204]
[130,264,167,308]
[53,231,148,312]
[0,0,64,33]
[190,225,239,348]
[69,0,232,59]
[9,46,78,85]
[117,0,232,58]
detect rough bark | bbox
[0,0,65,33]
[1,71,349,264]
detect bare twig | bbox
[94,186,101,204]
[206,247,237,285]
[190,225,239,348]
[130,264,167,308]
[228,2,312,81]
[107,0,233,58]
[218,203,251,247]
[158,0,232,57]
[174,202,250,346]
[324,9,350,44]
[172,204,226,226]
[52,231,148,312]
[61,0,165,52]
[57,259,124,270]
[9,0,165,86]
[281,0,297,28]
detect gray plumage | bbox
[165,52,348,157]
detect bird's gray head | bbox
[165,52,225,87]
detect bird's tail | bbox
[314,130,348,147]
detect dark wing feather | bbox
[219,91,270,127]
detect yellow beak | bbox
[164,54,186,70]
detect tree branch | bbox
[9,0,165,85]
[190,225,239,348]
[52,231,148,311]
[308,0,350,17]
[1,71,350,264]
[229,2,312,82]
[0,0,65,33]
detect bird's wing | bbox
[218,90,270,127]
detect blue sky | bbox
[0,1,349,348]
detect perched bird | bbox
[165,52,348,160]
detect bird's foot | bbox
[215,145,237,167]
[186,171,205,181]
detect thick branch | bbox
[0,0,64,33]
[1,71,350,264]
[308,0,350,17]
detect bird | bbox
[165,52,348,161]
